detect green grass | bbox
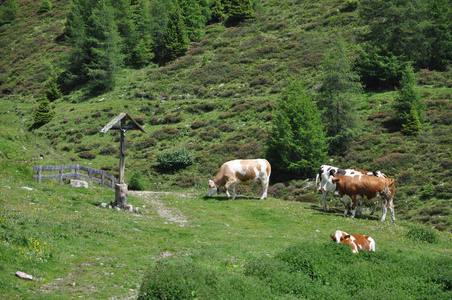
[1,170,451,299]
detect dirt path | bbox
[129,191,196,226]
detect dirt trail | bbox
[129,191,196,226]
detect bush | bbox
[405,224,439,244]
[38,0,52,14]
[128,170,146,191]
[78,151,96,160]
[33,98,55,127]
[156,148,194,172]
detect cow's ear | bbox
[330,234,337,242]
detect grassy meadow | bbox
[1,167,451,299]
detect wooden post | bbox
[37,165,42,184]
[101,171,105,188]
[75,164,80,180]
[59,165,64,185]
[119,118,126,184]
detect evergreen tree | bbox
[210,0,225,23]
[33,97,55,127]
[402,108,422,136]
[392,65,424,130]
[38,0,52,14]
[0,0,19,26]
[158,3,189,64]
[266,81,328,179]
[179,0,210,42]
[130,0,154,67]
[149,0,172,61]
[85,0,123,92]
[317,36,362,154]
[111,0,137,66]
[223,0,254,25]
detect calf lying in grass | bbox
[330,230,376,254]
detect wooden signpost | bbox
[100,112,147,209]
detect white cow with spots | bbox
[207,159,271,200]
[315,165,386,213]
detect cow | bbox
[206,159,271,200]
[315,165,386,212]
[329,173,396,222]
[330,230,376,254]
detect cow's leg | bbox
[389,198,396,222]
[357,200,363,216]
[380,199,388,221]
[370,202,377,215]
[342,197,349,217]
[351,196,357,218]
[224,179,237,199]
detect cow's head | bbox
[206,180,220,197]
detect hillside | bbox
[0,0,451,237]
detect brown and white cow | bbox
[330,230,376,254]
[207,159,271,200]
[329,173,396,222]
[315,165,387,212]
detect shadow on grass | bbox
[202,195,260,201]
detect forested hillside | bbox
[1,0,451,231]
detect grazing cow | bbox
[329,174,396,222]
[206,159,271,200]
[315,165,386,212]
[330,230,375,253]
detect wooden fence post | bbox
[75,164,79,180]
[101,171,105,188]
[37,165,42,184]
[88,168,93,181]
[59,165,64,185]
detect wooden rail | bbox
[33,164,117,189]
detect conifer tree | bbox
[159,3,189,64]
[0,0,19,26]
[33,97,55,127]
[86,0,124,92]
[267,81,328,179]
[392,65,424,130]
[402,108,422,136]
[223,0,254,25]
[317,36,362,154]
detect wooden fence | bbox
[33,164,117,189]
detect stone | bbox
[21,187,33,191]
[70,180,88,188]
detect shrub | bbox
[190,121,207,129]
[78,151,96,160]
[38,0,52,14]
[128,170,146,191]
[33,98,55,127]
[156,148,194,171]
[405,224,439,244]
[100,146,118,155]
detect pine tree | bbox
[317,36,362,154]
[402,108,422,136]
[223,0,254,25]
[33,97,55,127]
[392,64,424,130]
[0,0,19,26]
[159,3,189,64]
[266,81,328,179]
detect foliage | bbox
[157,3,189,65]
[33,97,55,127]
[38,0,52,14]
[0,0,19,26]
[267,81,327,179]
[223,0,254,26]
[357,0,452,89]
[405,223,439,244]
[128,170,146,191]
[402,108,422,135]
[156,147,194,172]
[45,78,62,101]
[392,65,424,130]
[317,36,362,154]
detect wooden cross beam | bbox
[100,113,147,184]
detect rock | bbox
[70,180,88,188]
[21,187,33,191]
[100,202,109,208]
[16,271,33,280]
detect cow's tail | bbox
[315,173,320,192]
[381,178,395,198]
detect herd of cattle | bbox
[206,159,393,253]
